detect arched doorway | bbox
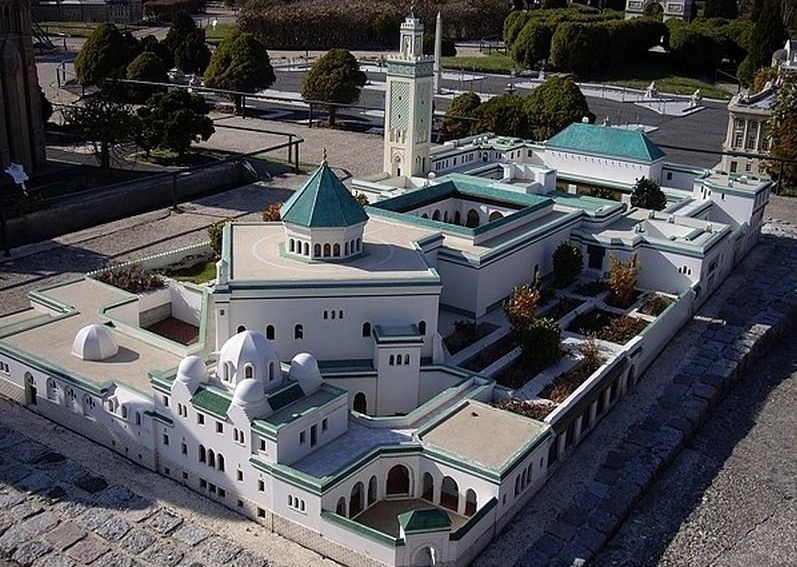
[643,1,664,19]
[488,211,504,222]
[421,472,434,502]
[465,489,477,516]
[336,497,346,516]
[466,209,480,228]
[353,392,367,414]
[454,211,461,225]
[350,482,364,517]
[440,476,459,511]
[386,465,410,496]
[24,373,37,406]
[432,210,440,221]
[368,475,378,505]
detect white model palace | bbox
[0,12,771,567]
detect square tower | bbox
[383,12,434,178]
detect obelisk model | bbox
[433,11,443,94]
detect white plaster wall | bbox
[277,401,348,465]
[171,285,203,326]
[546,150,661,185]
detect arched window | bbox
[440,476,458,511]
[421,213,429,219]
[444,211,449,222]
[314,244,321,257]
[353,392,367,414]
[404,354,410,365]
[489,211,504,222]
[418,320,426,335]
[465,489,477,515]
[323,244,331,257]
[303,243,309,256]
[422,473,434,502]
[368,475,377,506]
[336,497,346,516]
[266,325,275,340]
[466,209,480,228]
[199,445,207,463]
[237,325,246,333]
[244,364,254,379]
[356,238,361,251]
[432,210,441,221]
[362,322,371,338]
[514,476,521,496]
[389,355,395,365]
[386,465,410,496]
[294,325,304,339]
[333,243,341,257]
[289,239,295,252]
[396,355,402,366]
[207,449,216,468]
[217,453,225,472]
[454,211,462,225]
[349,482,364,518]
[46,378,58,401]
[345,242,349,255]
[121,405,128,419]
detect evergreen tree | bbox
[704,0,739,19]
[175,31,211,74]
[301,49,367,126]
[767,75,797,193]
[552,242,583,288]
[64,88,135,169]
[74,23,131,86]
[441,92,482,140]
[511,20,554,70]
[524,76,593,140]
[136,89,215,161]
[164,11,198,51]
[204,31,276,113]
[738,0,786,86]
[630,177,667,210]
[473,94,528,138]
[126,52,168,103]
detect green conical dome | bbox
[280,163,369,228]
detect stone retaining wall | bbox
[513,237,797,567]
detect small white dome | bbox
[217,330,280,386]
[290,353,322,394]
[177,356,207,384]
[233,378,265,406]
[72,324,118,361]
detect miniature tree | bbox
[126,51,168,103]
[355,193,370,206]
[441,92,482,140]
[262,202,283,221]
[524,76,594,140]
[738,0,787,86]
[767,74,797,192]
[607,254,640,308]
[511,20,553,71]
[75,23,131,86]
[136,89,215,161]
[521,317,562,368]
[552,242,583,288]
[208,218,232,258]
[175,31,212,75]
[474,94,528,138]
[504,284,541,334]
[630,177,667,211]
[301,49,367,126]
[63,88,135,169]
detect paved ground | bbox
[591,333,797,567]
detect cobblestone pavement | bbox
[0,399,335,567]
[591,334,797,567]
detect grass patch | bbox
[204,22,238,45]
[39,21,136,38]
[442,54,516,75]
[131,147,241,166]
[164,260,216,284]
[583,53,733,100]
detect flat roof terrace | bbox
[354,498,468,537]
[0,279,186,393]
[419,400,548,472]
[228,219,439,284]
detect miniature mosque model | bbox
[0,12,771,567]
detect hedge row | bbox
[238,0,510,49]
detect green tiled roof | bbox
[546,123,666,163]
[281,163,369,228]
[191,386,231,418]
[268,383,305,412]
[397,508,451,532]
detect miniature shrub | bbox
[208,218,232,259]
[607,254,640,308]
[262,202,283,222]
[552,242,583,288]
[519,317,562,368]
[599,315,648,344]
[494,398,557,420]
[444,321,498,355]
[539,340,605,403]
[504,284,541,334]
[94,264,166,294]
[639,293,673,317]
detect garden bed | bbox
[462,333,518,372]
[567,309,649,345]
[444,321,500,355]
[493,398,557,421]
[493,357,550,389]
[163,260,217,285]
[638,293,674,316]
[94,264,166,294]
[605,289,642,309]
[544,297,585,321]
[575,280,608,297]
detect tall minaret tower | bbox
[383,9,434,178]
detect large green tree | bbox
[440,92,482,140]
[738,0,787,86]
[64,88,135,169]
[136,89,215,161]
[549,22,608,74]
[74,23,131,86]
[524,76,593,140]
[474,94,528,138]
[511,20,553,70]
[704,0,739,18]
[301,48,367,126]
[204,30,276,113]
[175,31,212,74]
[126,52,168,103]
